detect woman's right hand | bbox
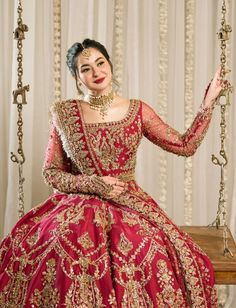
[101,176,127,198]
[204,66,231,108]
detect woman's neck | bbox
[88,86,112,97]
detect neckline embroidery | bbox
[78,99,137,127]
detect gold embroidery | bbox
[30,259,60,307]
[64,281,105,308]
[114,190,215,306]
[108,289,117,307]
[26,230,39,247]
[118,263,153,307]
[11,224,31,250]
[0,273,28,307]
[142,101,213,157]
[156,259,186,307]
[118,233,133,256]
[81,100,141,176]
[78,232,94,249]
[122,212,138,226]
[0,96,218,307]
[56,203,85,225]
[93,203,115,233]
[51,100,95,175]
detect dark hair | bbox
[66,38,113,77]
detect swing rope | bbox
[10,0,29,218]
[210,0,234,256]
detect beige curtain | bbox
[0,0,235,305]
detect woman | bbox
[0,38,226,307]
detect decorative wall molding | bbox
[184,0,195,225]
[113,0,124,95]
[53,0,61,102]
[158,0,168,210]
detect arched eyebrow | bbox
[80,56,105,69]
[95,57,104,63]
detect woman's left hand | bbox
[204,66,231,108]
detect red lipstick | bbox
[94,77,105,84]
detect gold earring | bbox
[76,80,84,97]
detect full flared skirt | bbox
[0,190,217,307]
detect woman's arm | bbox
[42,124,112,196]
[142,102,213,157]
[142,68,225,156]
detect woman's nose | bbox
[92,67,99,77]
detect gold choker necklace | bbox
[86,91,114,119]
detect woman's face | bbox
[76,47,112,95]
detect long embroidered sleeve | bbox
[42,124,111,196]
[142,102,213,157]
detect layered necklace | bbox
[85,91,115,119]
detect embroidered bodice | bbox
[43,99,213,194]
[78,100,142,180]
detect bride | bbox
[0,38,227,307]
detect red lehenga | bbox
[0,100,218,307]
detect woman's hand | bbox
[101,176,127,198]
[204,66,231,108]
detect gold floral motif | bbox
[156,259,186,307]
[118,264,153,308]
[122,287,153,308]
[64,279,105,307]
[94,203,115,232]
[108,289,117,307]
[156,288,186,308]
[0,278,28,307]
[78,232,94,249]
[143,239,168,264]
[122,212,138,226]
[11,224,31,250]
[118,233,133,256]
[30,258,60,307]
[26,230,39,247]
[56,202,85,225]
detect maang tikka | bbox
[81,47,91,59]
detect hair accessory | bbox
[81,48,91,58]
[85,91,114,119]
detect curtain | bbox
[0,0,235,305]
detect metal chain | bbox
[210,0,233,256]
[10,0,29,218]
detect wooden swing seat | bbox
[180,226,236,285]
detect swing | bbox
[180,226,236,285]
[180,0,236,285]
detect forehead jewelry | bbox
[81,47,91,59]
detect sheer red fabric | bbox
[0,99,217,307]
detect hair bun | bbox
[66,42,83,76]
